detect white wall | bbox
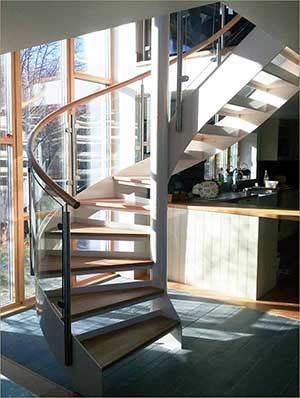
[225,1,299,51]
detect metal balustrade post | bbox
[69,112,77,196]
[215,3,226,124]
[140,80,145,160]
[62,204,72,366]
[176,11,183,132]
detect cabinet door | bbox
[278,119,299,160]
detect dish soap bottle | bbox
[264,170,269,186]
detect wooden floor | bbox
[168,281,300,320]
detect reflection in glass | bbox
[74,80,109,193]
[0,145,14,305]
[0,53,12,138]
[21,40,67,297]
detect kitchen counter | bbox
[167,188,299,300]
[190,190,276,203]
[169,190,299,221]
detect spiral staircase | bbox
[27,10,299,397]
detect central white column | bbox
[150,14,170,290]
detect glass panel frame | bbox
[0,144,15,306]
[0,53,13,138]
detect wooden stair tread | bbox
[51,286,163,320]
[113,176,150,185]
[39,256,153,276]
[263,63,299,86]
[199,123,238,136]
[49,223,150,238]
[228,95,268,112]
[80,198,150,213]
[82,315,179,368]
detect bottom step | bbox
[82,315,179,369]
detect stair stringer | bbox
[168,26,285,176]
[37,285,103,397]
[75,175,115,201]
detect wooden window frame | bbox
[0,51,28,312]
[1,30,115,313]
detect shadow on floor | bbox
[1,288,299,397]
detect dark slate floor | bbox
[1,375,36,398]
[1,288,299,397]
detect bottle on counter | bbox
[264,170,269,186]
[218,168,225,184]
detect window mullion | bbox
[11,51,25,305]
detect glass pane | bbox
[74,80,109,193]
[230,143,238,170]
[204,156,214,180]
[31,171,63,295]
[21,41,66,142]
[74,79,105,99]
[0,145,14,306]
[74,30,110,78]
[24,215,33,299]
[34,115,68,189]
[21,41,66,297]
[0,53,12,138]
[74,81,111,252]
[216,150,227,181]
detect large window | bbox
[0,54,12,138]
[74,30,110,79]
[21,41,67,298]
[73,30,111,193]
[0,53,15,307]
[0,145,14,305]
[205,144,238,180]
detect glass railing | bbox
[26,8,253,367]
[29,166,72,365]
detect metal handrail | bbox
[26,14,242,208]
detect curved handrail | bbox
[27,14,241,208]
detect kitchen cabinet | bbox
[238,192,277,207]
[257,118,299,161]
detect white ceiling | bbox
[1,1,298,54]
[0,1,210,54]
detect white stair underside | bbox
[168,26,285,175]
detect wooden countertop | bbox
[168,201,300,221]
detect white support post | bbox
[150,14,170,291]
